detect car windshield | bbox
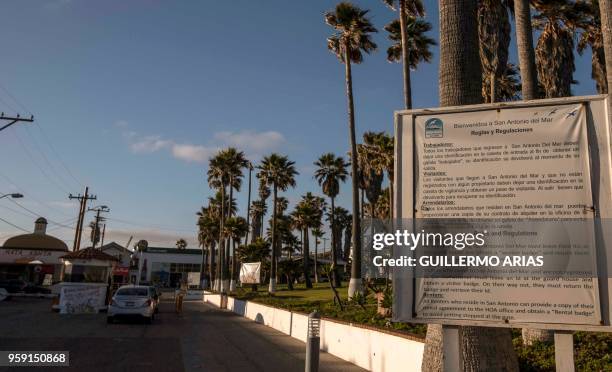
[116,288,148,296]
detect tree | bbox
[223,216,248,291]
[514,0,538,99]
[421,1,519,370]
[314,153,348,288]
[477,0,513,103]
[257,153,298,293]
[175,238,187,250]
[291,192,326,289]
[89,221,101,247]
[197,205,219,289]
[383,13,436,107]
[600,0,612,100]
[482,63,522,102]
[532,0,590,98]
[135,239,148,252]
[381,0,426,109]
[312,228,325,283]
[325,2,377,298]
[577,0,608,94]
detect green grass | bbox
[232,282,427,337]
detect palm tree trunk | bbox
[314,238,319,283]
[303,227,312,288]
[226,178,234,285]
[209,242,216,289]
[217,187,226,292]
[330,196,340,287]
[269,185,278,293]
[514,0,538,100]
[344,45,362,298]
[490,71,496,103]
[423,1,519,371]
[600,0,612,112]
[245,166,252,245]
[399,0,412,109]
[200,247,207,289]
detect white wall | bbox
[207,294,425,372]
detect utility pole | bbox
[69,187,96,251]
[100,223,106,247]
[88,205,110,248]
[0,113,34,132]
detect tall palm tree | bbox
[314,153,348,288]
[578,0,608,94]
[311,228,324,283]
[514,0,538,99]
[257,153,298,293]
[223,216,248,292]
[249,200,267,240]
[600,0,612,101]
[532,0,589,98]
[223,149,249,292]
[325,2,377,298]
[477,0,513,103]
[381,0,426,109]
[197,206,219,289]
[422,1,519,370]
[291,192,326,289]
[384,15,436,106]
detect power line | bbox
[105,216,197,233]
[0,216,29,233]
[7,198,76,230]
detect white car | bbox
[107,285,158,324]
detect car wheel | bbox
[107,316,114,324]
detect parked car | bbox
[107,285,159,324]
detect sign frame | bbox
[393,95,612,332]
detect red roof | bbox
[60,247,120,262]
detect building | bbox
[99,242,132,285]
[131,247,203,288]
[0,218,68,285]
[60,247,120,283]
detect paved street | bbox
[0,298,364,372]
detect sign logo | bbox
[425,118,443,138]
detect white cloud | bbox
[171,144,218,163]
[114,120,129,128]
[129,136,172,154]
[124,130,286,164]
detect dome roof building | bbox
[2,217,68,251]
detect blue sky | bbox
[0,0,598,248]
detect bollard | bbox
[305,310,321,372]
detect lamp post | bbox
[305,310,321,372]
[0,193,23,200]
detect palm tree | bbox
[363,132,394,219]
[311,228,324,283]
[422,1,519,370]
[578,0,608,94]
[514,0,538,100]
[223,216,248,292]
[384,15,436,107]
[175,238,187,250]
[600,0,612,101]
[249,200,267,240]
[482,63,522,102]
[314,153,348,288]
[477,0,513,103]
[381,0,426,109]
[532,0,590,98]
[257,153,298,293]
[197,206,219,289]
[291,192,326,289]
[325,2,377,298]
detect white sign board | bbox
[394,96,612,331]
[59,284,107,314]
[240,262,261,284]
[187,272,200,287]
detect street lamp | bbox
[305,310,321,372]
[0,193,23,199]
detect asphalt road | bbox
[0,297,364,372]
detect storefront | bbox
[131,246,203,288]
[0,218,68,285]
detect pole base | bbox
[268,278,276,293]
[229,280,236,292]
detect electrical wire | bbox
[0,216,29,232]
